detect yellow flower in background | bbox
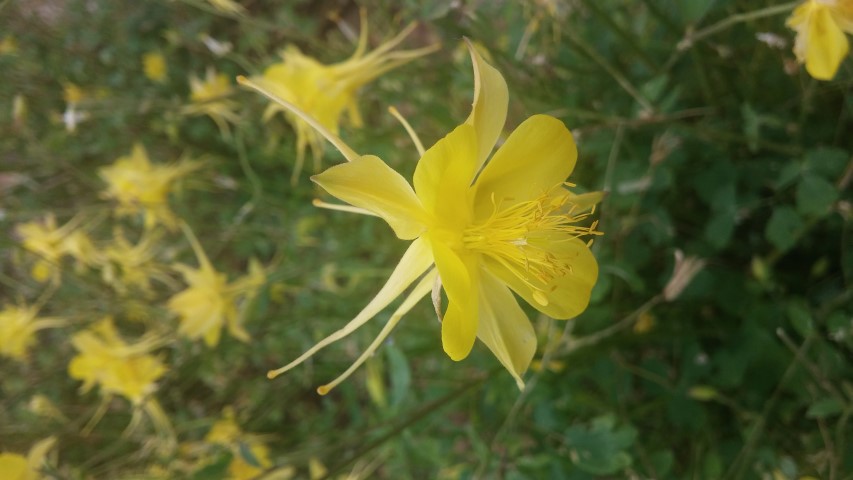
[251,12,439,183]
[0,304,64,361]
[99,143,201,230]
[68,317,166,405]
[0,34,17,55]
[15,214,97,283]
[182,67,240,138]
[143,51,168,82]
[787,0,853,80]
[0,436,57,480]
[242,40,602,393]
[99,227,173,295]
[203,407,286,480]
[166,224,265,347]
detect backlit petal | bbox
[431,240,478,360]
[484,235,598,319]
[477,270,536,389]
[413,123,478,225]
[464,39,508,169]
[473,115,577,217]
[805,5,849,80]
[312,155,427,239]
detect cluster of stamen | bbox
[462,185,601,305]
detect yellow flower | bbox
[99,143,201,230]
[0,437,57,480]
[0,304,64,361]
[204,407,281,480]
[15,214,97,283]
[166,224,265,347]
[99,227,172,295]
[68,317,166,405]
[143,51,168,82]
[251,13,439,183]
[0,34,17,55]
[787,0,853,80]
[182,67,240,138]
[242,40,602,393]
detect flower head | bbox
[99,144,201,230]
[0,303,64,361]
[0,437,56,480]
[99,227,173,295]
[241,40,601,392]
[166,224,265,347]
[183,67,240,138]
[787,0,853,80]
[203,407,275,480]
[16,213,97,283]
[251,12,439,182]
[143,51,168,83]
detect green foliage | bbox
[2,0,851,479]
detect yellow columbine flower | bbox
[99,144,201,230]
[204,407,276,480]
[182,67,240,138]
[0,437,57,480]
[787,0,853,80]
[241,40,602,393]
[166,224,265,347]
[15,214,97,283]
[0,304,64,361]
[143,51,168,82]
[251,12,439,183]
[99,227,172,295]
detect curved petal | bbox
[484,236,598,320]
[805,5,849,80]
[473,115,577,218]
[476,270,536,390]
[430,240,478,361]
[312,155,427,239]
[464,39,508,169]
[413,123,478,225]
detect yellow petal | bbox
[431,241,478,360]
[805,5,849,80]
[476,271,536,390]
[412,123,478,224]
[267,237,434,379]
[312,155,427,239]
[473,115,577,217]
[464,39,508,169]
[484,236,598,319]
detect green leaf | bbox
[786,302,813,336]
[237,441,262,468]
[563,415,636,475]
[705,212,735,249]
[386,343,411,408]
[765,207,804,251]
[806,398,845,418]
[804,147,848,179]
[796,175,838,216]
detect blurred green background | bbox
[1,0,851,478]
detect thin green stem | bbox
[559,294,664,355]
[677,2,799,51]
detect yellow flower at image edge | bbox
[0,437,57,480]
[0,304,64,361]
[787,0,853,80]
[15,213,97,283]
[241,40,602,393]
[251,12,439,182]
[167,224,265,347]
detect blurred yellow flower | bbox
[167,224,265,347]
[99,143,201,230]
[245,40,601,393]
[98,227,172,295]
[143,51,168,82]
[0,34,17,55]
[15,213,97,283]
[183,67,240,138]
[0,436,56,480]
[787,0,853,80]
[0,304,64,361]
[204,407,285,480]
[251,13,439,183]
[68,317,166,405]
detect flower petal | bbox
[267,238,433,379]
[477,270,537,390]
[413,123,478,224]
[312,155,427,239]
[430,240,478,360]
[805,5,849,80]
[484,236,598,320]
[464,39,508,169]
[473,115,577,217]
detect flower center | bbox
[462,187,601,304]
